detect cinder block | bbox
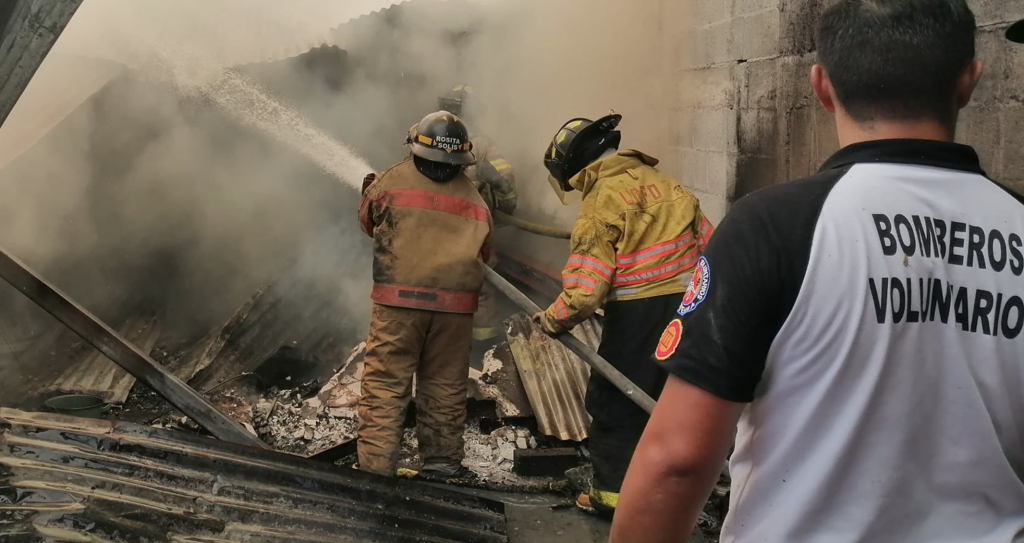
[696,0,734,27]
[692,108,738,153]
[736,155,781,198]
[730,9,782,60]
[970,0,1024,27]
[776,53,818,111]
[667,110,691,148]
[705,151,738,199]
[660,146,685,181]
[779,0,824,55]
[734,0,779,18]
[975,29,1007,106]
[739,58,779,110]
[677,28,711,70]
[738,107,779,158]
[957,106,1002,177]
[678,148,710,193]
[690,191,729,225]
[513,448,579,478]
[707,20,734,65]
[678,65,736,109]
[999,106,1024,178]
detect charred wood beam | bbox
[0,0,84,128]
[0,247,268,448]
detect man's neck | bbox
[836,116,956,148]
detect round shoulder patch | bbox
[678,256,711,316]
[655,319,683,361]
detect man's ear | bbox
[811,64,836,114]
[956,59,984,109]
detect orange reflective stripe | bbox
[372,283,479,313]
[565,254,614,281]
[698,217,714,249]
[384,188,490,222]
[616,233,694,266]
[563,273,597,293]
[554,298,569,320]
[700,217,714,236]
[613,247,700,287]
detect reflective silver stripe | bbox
[566,256,615,275]
[616,235,694,267]
[564,275,599,289]
[614,258,690,286]
[612,287,640,298]
[611,273,692,300]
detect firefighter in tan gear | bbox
[357,111,493,479]
[532,114,714,516]
[439,85,517,343]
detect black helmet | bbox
[1008,20,1024,43]
[543,114,622,191]
[406,111,476,166]
[438,85,474,117]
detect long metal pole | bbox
[0,247,268,448]
[483,265,656,414]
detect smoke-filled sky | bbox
[0,0,664,394]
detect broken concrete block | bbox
[498,442,516,461]
[515,437,527,449]
[512,448,579,478]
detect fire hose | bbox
[482,264,656,414]
[494,211,571,239]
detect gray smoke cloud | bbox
[0,0,663,399]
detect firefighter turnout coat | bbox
[541,150,713,334]
[465,135,517,215]
[359,158,493,314]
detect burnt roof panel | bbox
[0,408,508,543]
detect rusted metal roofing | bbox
[504,314,598,442]
[0,408,508,543]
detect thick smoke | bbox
[0,0,663,401]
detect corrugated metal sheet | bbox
[0,408,508,543]
[504,314,598,442]
[46,312,161,404]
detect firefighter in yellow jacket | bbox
[533,114,714,516]
[439,85,517,343]
[357,111,493,479]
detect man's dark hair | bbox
[816,0,976,127]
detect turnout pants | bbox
[357,303,473,476]
[586,292,685,512]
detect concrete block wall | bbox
[662,0,1024,223]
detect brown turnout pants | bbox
[357,303,473,476]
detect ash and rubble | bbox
[127,337,584,493]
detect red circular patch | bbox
[655,319,683,361]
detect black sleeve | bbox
[658,168,848,403]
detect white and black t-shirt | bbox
[661,140,1024,543]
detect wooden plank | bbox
[0,246,267,448]
[0,0,85,129]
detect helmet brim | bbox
[1008,20,1024,43]
[411,143,477,166]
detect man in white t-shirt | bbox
[611,0,1024,542]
